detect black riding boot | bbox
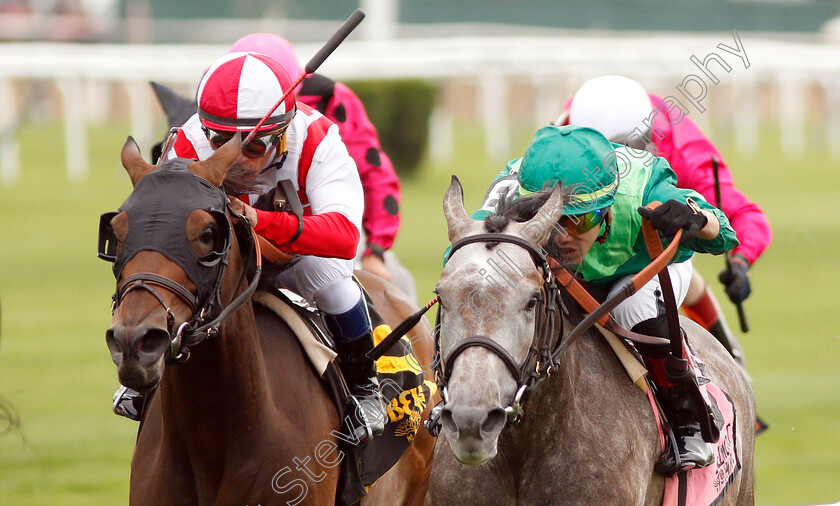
[632,316,715,474]
[324,297,386,444]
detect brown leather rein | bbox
[548,202,683,358]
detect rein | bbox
[547,203,683,362]
[174,216,263,359]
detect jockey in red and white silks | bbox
[169,104,363,261]
[228,33,406,292]
[163,51,386,441]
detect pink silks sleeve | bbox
[303,82,402,251]
[649,94,772,264]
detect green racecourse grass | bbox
[0,120,838,505]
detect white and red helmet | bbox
[197,51,296,133]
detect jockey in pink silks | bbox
[560,75,772,369]
[228,33,416,302]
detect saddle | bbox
[253,287,434,506]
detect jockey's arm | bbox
[252,127,364,259]
[663,113,771,264]
[643,156,738,255]
[696,209,720,240]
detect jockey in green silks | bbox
[469,125,739,473]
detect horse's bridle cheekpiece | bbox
[98,159,261,362]
[436,233,563,425]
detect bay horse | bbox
[102,136,436,505]
[426,178,755,505]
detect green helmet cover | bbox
[517,125,619,215]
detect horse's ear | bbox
[121,136,156,187]
[189,134,241,186]
[521,184,566,247]
[443,175,471,242]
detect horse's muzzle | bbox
[106,323,169,392]
[440,405,507,465]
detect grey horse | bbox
[426,178,755,505]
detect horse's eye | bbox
[525,295,539,311]
[199,225,216,245]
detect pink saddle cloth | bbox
[658,372,741,506]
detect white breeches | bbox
[272,255,361,315]
[608,259,694,330]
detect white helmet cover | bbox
[569,75,654,142]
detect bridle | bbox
[98,167,262,363]
[103,209,261,363]
[434,233,563,424]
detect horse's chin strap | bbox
[113,267,226,363]
[114,272,201,362]
[435,233,564,425]
[113,258,229,364]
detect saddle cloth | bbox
[594,324,740,506]
[252,290,336,376]
[362,326,437,486]
[252,289,436,501]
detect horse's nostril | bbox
[440,407,457,434]
[105,328,117,348]
[106,326,127,356]
[481,407,507,436]
[138,327,170,355]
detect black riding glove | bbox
[637,199,708,243]
[718,253,751,304]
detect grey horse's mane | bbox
[484,185,567,260]
[485,184,553,230]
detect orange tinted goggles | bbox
[559,208,608,235]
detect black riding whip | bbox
[712,156,750,333]
[243,9,366,145]
[367,297,438,361]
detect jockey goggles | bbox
[202,126,285,158]
[559,207,608,235]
